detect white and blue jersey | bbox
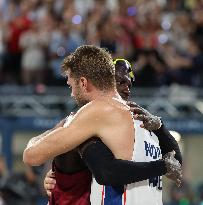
[90,120,163,205]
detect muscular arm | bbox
[79,139,167,186]
[26,119,66,148]
[24,101,125,166]
[24,118,68,165]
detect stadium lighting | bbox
[72,15,82,24]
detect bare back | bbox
[23,97,136,165]
[96,98,135,160]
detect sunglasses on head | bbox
[113,58,135,80]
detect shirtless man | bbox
[23,45,182,205]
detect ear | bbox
[80,77,88,92]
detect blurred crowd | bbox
[0,155,47,205]
[0,0,203,87]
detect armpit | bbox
[78,137,101,158]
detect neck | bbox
[89,89,122,102]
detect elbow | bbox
[23,148,43,166]
[94,175,107,185]
[95,175,109,185]
[93,168,115,186]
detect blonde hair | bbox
[62,45,115,91]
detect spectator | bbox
[133,49,167,87]
[164,36,203,86]
[20,21,48,85]
[0,0,202,87]
[3,0,32,84]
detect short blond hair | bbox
[61,45,115,91]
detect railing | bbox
[0,85,203,118]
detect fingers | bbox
[164,152,183,187]
[127,101,138,108]
[44,177,56,189]
[44,177,56,196]
[47,170,55,178]
[176,173,183,187]
[136,114,149,122]
[174,172,182,187]
[140,124,145,128]
[44,170,56,197]
[131,107,146,115]
[168,150,176,157]
[166,169,183,187]
[47,190,52,197]
[166,151,176,161]
[176,179,182,187]
[163,151,176,160]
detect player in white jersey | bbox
[126,120,163,205]
[89,123,181,205]
[90,119,162,205]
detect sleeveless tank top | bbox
[90,118,163,205]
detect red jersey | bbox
[49,164,92,205]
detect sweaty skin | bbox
[23,98,135,166]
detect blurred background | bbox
[0,0,203,204]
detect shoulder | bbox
[70,100,113,126]
[77,100,113,115]
[74,99,130,124]
[69,101,104,124]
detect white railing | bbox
[0,85,203,118]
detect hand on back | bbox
[127,101,162,131]
[44,169,56,197]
